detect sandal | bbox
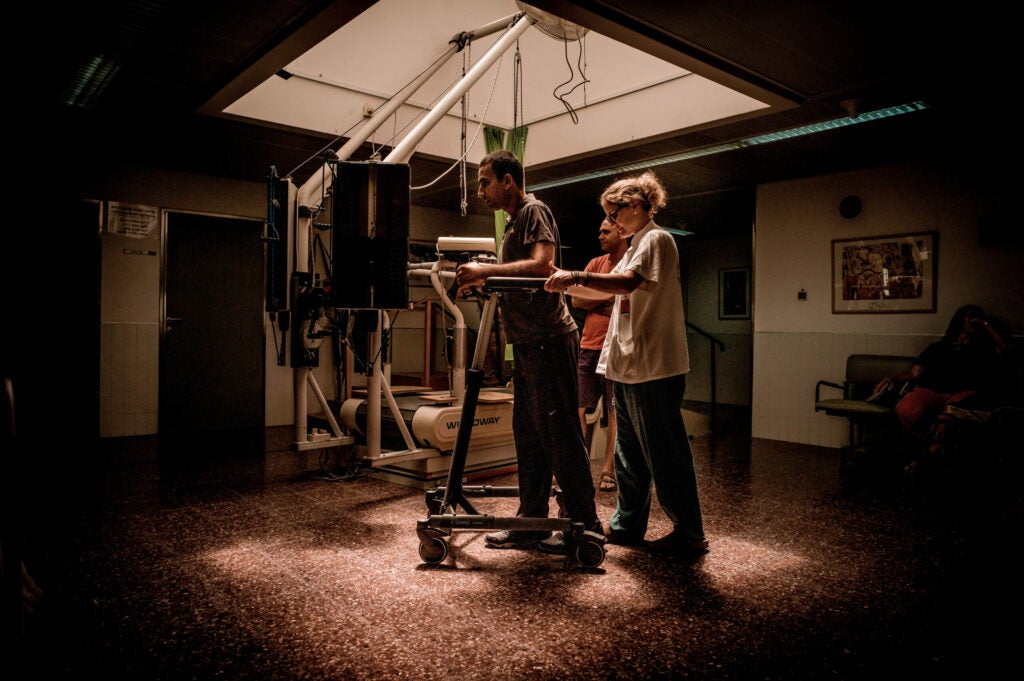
[599,472,617,492]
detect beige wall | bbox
[89,167,267,437]
[752,160,1024,447]
[85,165,494,436]
[680,233,753,406]
[85,158,1023,446]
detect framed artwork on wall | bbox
[718,267,751,319]
[831,231,937,313]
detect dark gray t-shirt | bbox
[498,194,578,345]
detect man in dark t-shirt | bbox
[456,149,601,552]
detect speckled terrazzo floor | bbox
[10,423,1022,680]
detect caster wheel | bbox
[575,537,605,568]
[419,535,449,564]
[419,536,448,564]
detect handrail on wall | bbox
[686,321,725,432]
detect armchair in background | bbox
[815,354,918,471]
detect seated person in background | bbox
[874,304,1015,471]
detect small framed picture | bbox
[831,231,937,313]
[718,267,751,319]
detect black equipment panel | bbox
[331,161,410,310]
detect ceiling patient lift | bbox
[283,11,535,459]
[268,6,603,567]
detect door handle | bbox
[165,316,183,334]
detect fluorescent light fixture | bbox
[62,55,121,109]
[664,227,695,237]
[528,101,930,192]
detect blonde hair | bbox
[600,171,667,215]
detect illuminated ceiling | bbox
[47,1,1011,233]
[223,0,774,179]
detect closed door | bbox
[160,211,265,434]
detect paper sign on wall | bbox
[108,202,159,238]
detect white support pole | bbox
[366,312,383,458]
[429,265,467,400]
[408,263,466,399]
[385,13,534,164]
[295,13,521,210]
[294,368,309,443]
[291,12,531,457]
[306,371,343,437]
[379,367,418,452]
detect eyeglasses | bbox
[607,205,625,225]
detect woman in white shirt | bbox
[544,170,708,558]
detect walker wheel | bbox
[418,535,449,564]
[575,537,606,568]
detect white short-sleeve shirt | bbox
[597,221,689,384]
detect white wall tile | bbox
[99,322,159,437]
